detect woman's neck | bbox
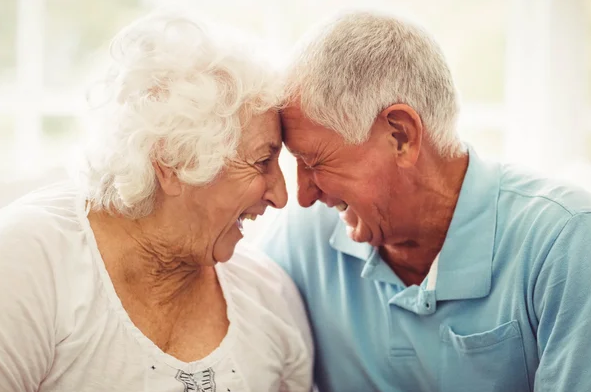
[87,210,214,307]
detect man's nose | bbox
[296,163,321,208]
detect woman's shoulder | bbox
[0,181,81,230]
[0,181,86,270]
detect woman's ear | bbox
[152,160,182,196]
[381,103,423,168]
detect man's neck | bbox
[381,149,469,286]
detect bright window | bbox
[0,0,590,205]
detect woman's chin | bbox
[212,246,234,263]
[212,227,243,263]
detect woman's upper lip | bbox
[242,209,265,216]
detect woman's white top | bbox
[0,183,313,392]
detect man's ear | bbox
[380,103,422,168]
[152,160,182,196]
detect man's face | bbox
[282,105,416,247]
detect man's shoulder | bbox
[273,199,339,231]
[499,164,591,219]
[253,201,343,289]
[223,241,308,326]
[257,200,340,252]
[229,241,293,286]
[494,165,591,264]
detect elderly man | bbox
[258,10,591,392]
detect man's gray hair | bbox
[284,10,462,157]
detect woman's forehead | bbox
[239,111,282,153]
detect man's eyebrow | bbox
[283,145,301,157]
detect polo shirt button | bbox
[425,302,431,309]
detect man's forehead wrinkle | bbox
[281,108,331,160]
[313,140,325,161]
[282,127,307,157]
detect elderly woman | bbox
[0,10,312,392]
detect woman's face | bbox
[175,110,287,264]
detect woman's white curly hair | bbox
[81,9,283,219]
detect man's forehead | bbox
[281,103,303,117]
[280,104,313,128]
[280,126,307,156]
[281,110,337,153]
[283,110,324,137]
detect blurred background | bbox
[0,0,590,208]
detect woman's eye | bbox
[256,158,271,168]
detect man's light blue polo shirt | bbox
[257,150,591,392]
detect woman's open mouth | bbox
[236,213,258,233]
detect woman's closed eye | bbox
[256,157,272,170]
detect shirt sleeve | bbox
[533,212,591,391]
[0,214,57,392]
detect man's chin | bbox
[346,222,378,245]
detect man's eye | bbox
[303,161,316,170]
[297,157,314,170]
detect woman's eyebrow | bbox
[268,143,281,155]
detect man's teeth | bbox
[335,202,348,212]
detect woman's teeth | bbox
[335,202,348,212]
[236,214,258,234]
[241,213,257,221]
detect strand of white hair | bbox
[81,9,283,219]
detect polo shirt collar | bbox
[329,147,500,300]
[435,148,500,300]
